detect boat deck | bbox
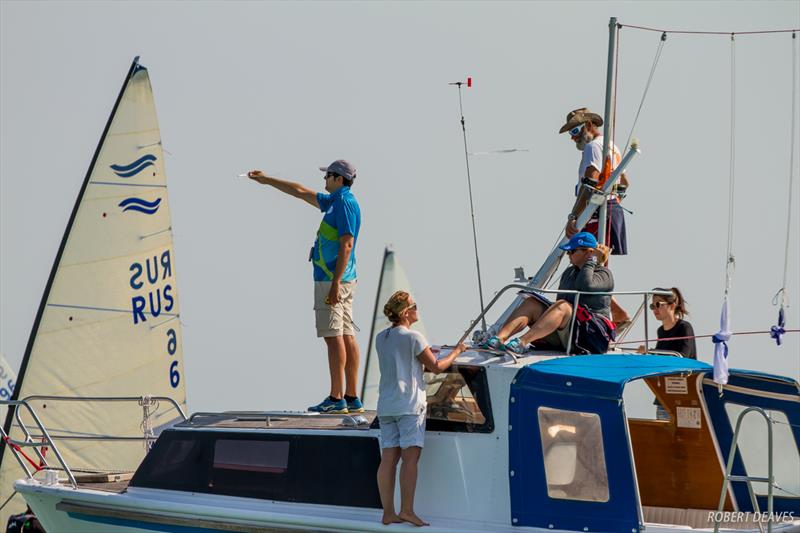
[175,410,378,431]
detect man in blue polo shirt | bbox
[248,160,362,414]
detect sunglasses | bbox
[568,123,585,137]
[567,247,592,255]
[649,301,669,310]
[324,172,339,180]
[407,303,418,311]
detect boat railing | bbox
[0,395,187,488]
[458,284,673,354]
[713,406,776,533]
[187,410,369,427]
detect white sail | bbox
[361,247,426,410]
[0,354,17,435]
[0,58,186,521]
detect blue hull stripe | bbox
[67,512,222,532]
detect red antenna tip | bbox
[467,77,472,88]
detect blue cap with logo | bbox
[559,231,598,251]
[319,159,357,181]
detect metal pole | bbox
[451,81,487,331]
[598,17,619,247]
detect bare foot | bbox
[399,511,429,527]
[382,513,403,525]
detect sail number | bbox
[167,328,180,388]
[0,366,14,399]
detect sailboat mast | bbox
[598,17,619,245]
[0,57,142,451]
[361,247,390,400]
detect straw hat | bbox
[559,107,604,134]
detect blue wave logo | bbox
[119,197,162,215]
[110,154,157,178]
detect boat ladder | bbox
[713,406,776,533]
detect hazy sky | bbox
[1,1,798,413]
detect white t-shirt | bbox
[375,326,429,416]
[577,136,621,194]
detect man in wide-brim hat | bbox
[560,107,631,328]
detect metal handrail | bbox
[457,284,673,347]
[1,395,188,488]
[187,410,368,427]
[713,406,775,533]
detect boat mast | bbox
[361,247,390,401]
[598,17,619,246]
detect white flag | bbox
[712,296,731,387]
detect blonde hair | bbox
[383,290,412,325]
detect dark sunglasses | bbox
[649,301,669,310]
[567,247,591,255]
[408,303,418,311]
[324,172,339,180]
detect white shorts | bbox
[378,413,426,449]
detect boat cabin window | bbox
[131,431,382,508]
[424,365,493,433]
[537,406,609,502]
[724,403,800,497]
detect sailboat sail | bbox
[0,57,186,520]
[361,247,426,410]
[0,354,17,436]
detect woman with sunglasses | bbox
[639,287,697,359]
[375,291,466,527]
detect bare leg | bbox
[398,446,429,526]
[343,334,360,398]
[377,447,403,525]
[497,298,546,342]
[323,336,346,399]
[610,297,630,324]
[519,301,572,345]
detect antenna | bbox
[449,77,487,332]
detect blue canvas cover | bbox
[509,355,712,532]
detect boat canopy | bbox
[516,354,712,398]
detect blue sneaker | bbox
[308,397,348,414]
[346,397,365,413]
[505,338,527,354]
[483,335,505,351]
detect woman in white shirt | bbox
[375,290,466,527]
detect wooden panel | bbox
[628,373,733,510]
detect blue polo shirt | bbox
[312,186,360,282]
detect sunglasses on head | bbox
[568,123,585,137]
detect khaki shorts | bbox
[314,281,356,338]
[378,413,426,449]
[541,326,572,351]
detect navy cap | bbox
[559,231,598,251]
[319,160,357,181]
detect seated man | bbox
[486,232,615,354]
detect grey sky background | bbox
[1,1,798,413]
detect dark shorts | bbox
[584,199,627,255]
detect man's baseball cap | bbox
[559,231,598,251]
[319,160,357,181]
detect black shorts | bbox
[583,198,627,255]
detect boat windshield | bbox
[424,366,493,433]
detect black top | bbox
[656,319,697,359]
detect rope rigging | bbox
[772,31,798,347]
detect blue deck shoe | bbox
[505,338,526,354]
[346,397,365,413]
[483,335,505,351]
[308,397,349,414]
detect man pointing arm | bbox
[248,160,363,415]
